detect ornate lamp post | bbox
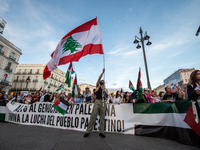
[26,77,30,90]
[133,27,152,89]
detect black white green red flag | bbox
[53,97,69,115]
[65,62,75,87]
[129,80,135,91]
[43,18,103,80]
[72,74,78,98]
[136,68,143,100]
[55,84,64,92]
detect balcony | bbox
[9,56,16,61]
[16,72,21,74]
[20,79,25,82]
[5,67,12,73]
[0,79,11,86]
[35,72,40,74]
[22,72,27,74]
[49,83,53,86]
[30,88,36,91]
[50,76,54,79]
[28,72,32,74]
[44,81,48,84]
[33,79,38,82]
[54,84,57,87]
[14,79,19,82]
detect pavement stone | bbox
[0,122,199,150]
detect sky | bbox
[0,0,200,92]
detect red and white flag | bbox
[43,18,103,80]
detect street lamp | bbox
[26,76,30,90]
[133,27,152,90]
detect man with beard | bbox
[83,69,108,138]
[82,87,93,103]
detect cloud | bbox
[0,0,9,14]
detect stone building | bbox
[10,64,73,94]
[79,83,96,94]
[0,35,22,93]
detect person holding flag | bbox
[84,68,108,138]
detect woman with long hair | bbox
[113,91,122,104]
[187,70,200,119]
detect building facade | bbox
[79,84,96,94]
[10,64,73,94]
[154,84,165,95]
[163,68,195,91]
[0,35,22,93]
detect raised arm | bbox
[96,68,105,87]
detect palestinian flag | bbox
[121,88,124,94]
[43,17,103,80]
[56,84,63,92]
[66,62,75,87]
[72,74,78,98]
[136,68,143,100]
[53,97,69,115]
[39,86,42,92]
[133,99,200,147]
[129,80,135,91]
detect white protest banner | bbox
[5,102,136,134]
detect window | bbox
[36,76,38,80]
[0,45,3,52]
[19,69,21,73]
[6,62,12,69]
[37,69,40,73]
[22,76,25,80]
[10,52,15,58]
[185,79,187,82]
[16,76,19,80]
[30,69,32,73]
[24,69,27,73]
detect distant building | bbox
[0,35,22,93]
[163,68,195,91]
[10,64,73,94]
[154,84,165,95]
[79,84,96,93]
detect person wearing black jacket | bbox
[187,70,200,119]
[0,92,6,106]
[39,90,50,102]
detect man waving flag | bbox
[43,17,103,80]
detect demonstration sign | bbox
[5,102,136,134]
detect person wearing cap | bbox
[84,68,108,138]
[82,87,93,103]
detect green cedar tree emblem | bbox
[62,36,82,54]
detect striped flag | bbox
[53,97,69,115]
[43,17,103,80]
[55,84,63,92]
[72,74,78,98]
[39,86,42,92]
[136,68,143,100]
[129,80,135,91]
[65,62,75,87]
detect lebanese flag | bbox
[66,62,75,87]
[72,74,78,98]
[129,80,135,91]
[53,97,69,115]
[43,17,103,80]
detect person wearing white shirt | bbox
[113,91,123,104]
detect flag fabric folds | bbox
[55,84,64,92]
[39,86,42,92]
[65,62,75,87]
[53,97,69,115]
[72,74,78,98]
[129,80,135,91]
[136,68,143,100]
[43,17,103,80]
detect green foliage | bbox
[62,36,82,54]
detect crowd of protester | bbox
[0,70,200,114]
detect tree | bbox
[62,36,82,54]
